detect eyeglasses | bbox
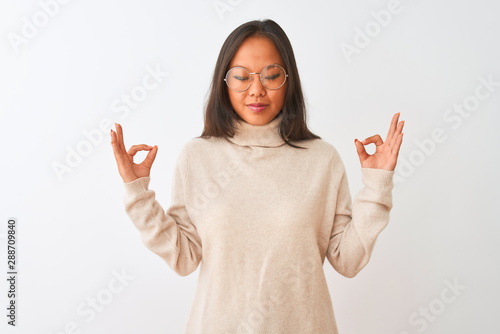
[224,64,288,92]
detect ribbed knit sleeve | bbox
[122,146,202,276]
[326,160,394,278]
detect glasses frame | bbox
[224,64,289,92]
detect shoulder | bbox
[182,136,223,152]
[172,137,217,172]
[292,138,341,159]
[177,136,226,161]
[296,138,347,176]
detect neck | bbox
[228,112,286,148]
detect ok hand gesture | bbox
[354,112,405,171]
[110,123,158,183]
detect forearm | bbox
[327,168,394,278]
[123,176,202,276]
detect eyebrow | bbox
[230,63,283,70]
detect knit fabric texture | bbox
[122,112,395,333]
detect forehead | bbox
[229,36,284,70]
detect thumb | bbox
[142,145,158,168]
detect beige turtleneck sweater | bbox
[122,112,395,334]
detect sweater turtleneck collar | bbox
[227,112,286,148]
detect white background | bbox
[1,0,499,333]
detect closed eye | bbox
[264,73,281,80]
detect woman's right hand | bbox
[110,123,158,183]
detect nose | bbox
[247,73,266,97]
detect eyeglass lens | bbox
[226,65,286,92]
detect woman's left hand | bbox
[354,112,405,171]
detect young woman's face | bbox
[227,36,287,126]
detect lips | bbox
[247,103,268,112]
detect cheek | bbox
[274,83,287,106]
[271,90,286,108]
[228,91,243,108]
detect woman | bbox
[111,19,404,334]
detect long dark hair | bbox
[198,19,320,149]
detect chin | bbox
[241,111,279,125]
